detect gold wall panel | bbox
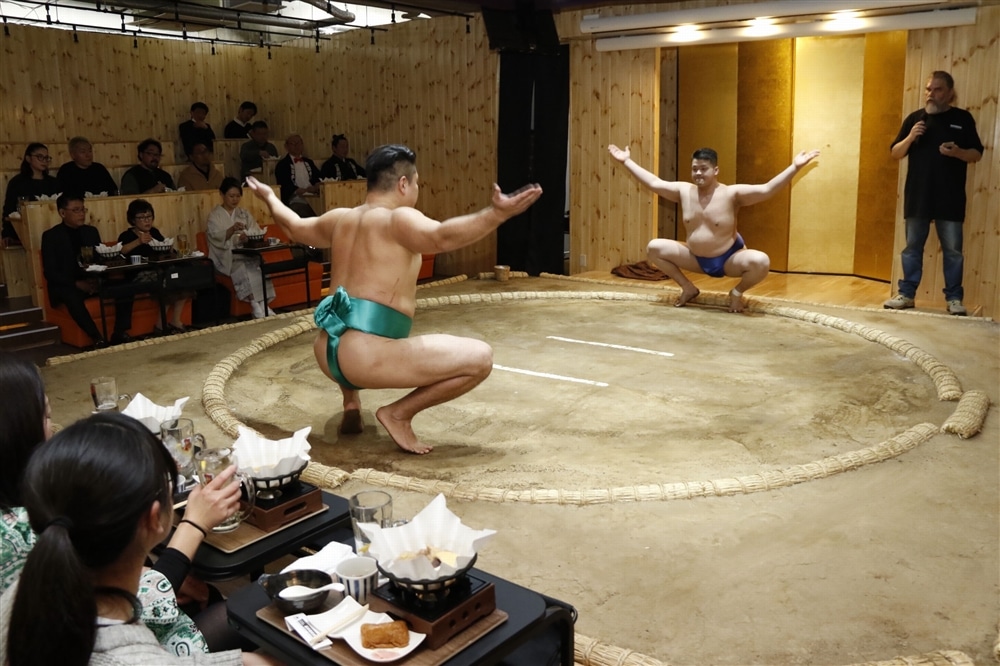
[854,31,907,281]
[678,43,738,236]
[788,36,865,274]
[735,40,793,271]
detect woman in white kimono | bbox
[206,177,275,318]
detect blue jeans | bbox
[898,218,964,301]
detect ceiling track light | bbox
[3,16,10,36]
[593,6,978,50]
[45,3,50,24]
[370,27,374,44]
[72,23,78,41]
[465,16,469,33]
[211,38,215,54]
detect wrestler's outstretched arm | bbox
[733,149,820,206]
[608,144,684,202]
[245,175,336,248]
[391,183,542,255]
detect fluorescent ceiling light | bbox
[581,0,948,34]
[595,7,977,51]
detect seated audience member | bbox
[118,199,192,333]
[55,136,120,197]
[0,352,51,594]
[0,353,254,657]
[2,143,60,245]
[121,139,176,195]
[207,178,275,319]
[275,134,321,217]
[41,194,135,347]
[320,134,367,181]
[178,102,216,159]
[0,411,281,665]
[224,101,257,139]
[177,142,225,192]
[239,121,278,177]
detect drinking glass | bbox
[176,234,190,257]
[349,491,393,555]
[159,417,205,482]
[80,246,94,264]
[90,376,131,412]
[193,447,255,532]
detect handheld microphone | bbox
[914,110,928,144]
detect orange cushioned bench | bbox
[34,250,191,348]
[196,228,323,317]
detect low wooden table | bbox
[226,527,576,665]
[161,491,350,581]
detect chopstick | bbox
[307,604,369,645]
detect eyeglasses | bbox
[30,154,52,162]
[133,214,154,221]
[64,207,88,214]
[142,150,162,157]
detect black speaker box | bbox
[482,4,560,54]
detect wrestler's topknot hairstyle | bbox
[692,148,718,166]
[366,144,417,193]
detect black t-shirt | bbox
[118,225,165,258]
[56,161,120,197]
[891,106,984,221]
[224,119,251,139]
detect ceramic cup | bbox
[335,556,379,605]
[130,255,142,265]
[348,490,392,556]
[494,265,510,282]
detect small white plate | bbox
[339,611,425,663]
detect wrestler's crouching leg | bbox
[647,238,699,306]
[313,332,364,434]
[376,338,494,455]
[727,249,769,313]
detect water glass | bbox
[159,417,204,481]
[349,491,393,555]
[90,376,131,412]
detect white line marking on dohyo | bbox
[546,336,675,357]
[493,364,609,387]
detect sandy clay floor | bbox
[42,275,999,665]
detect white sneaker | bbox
[250,301,265,319]
[947,300,967,316]
[883,294,915,310]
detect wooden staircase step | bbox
[0,320,62,351]
[0,296,43,328]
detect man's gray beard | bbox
[925,100,947,115]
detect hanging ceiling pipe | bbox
[77,0,352,31]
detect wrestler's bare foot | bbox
[340,409,363,434]
[729,288,746,313]
[675,286,700,307]
[376,407,434,454]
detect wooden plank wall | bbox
[0,17,498,276]
[1,2,997,316]
[895,4,999,316]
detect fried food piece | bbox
[361,620,410,649]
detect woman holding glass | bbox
[207,177,275,319]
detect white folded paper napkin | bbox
[36,192,62,201]
[319,177,338,183]
[121,393,190,432]
[281,540,353,576]
[190,250,205,257]
[362,493,496,582]
[84,191,109,198]
[233,424,309,479]
[95,242,123,256]
[8,212,20,221]
[285,596,368,649]
[85,264,108,272]
[164,187,186,192]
